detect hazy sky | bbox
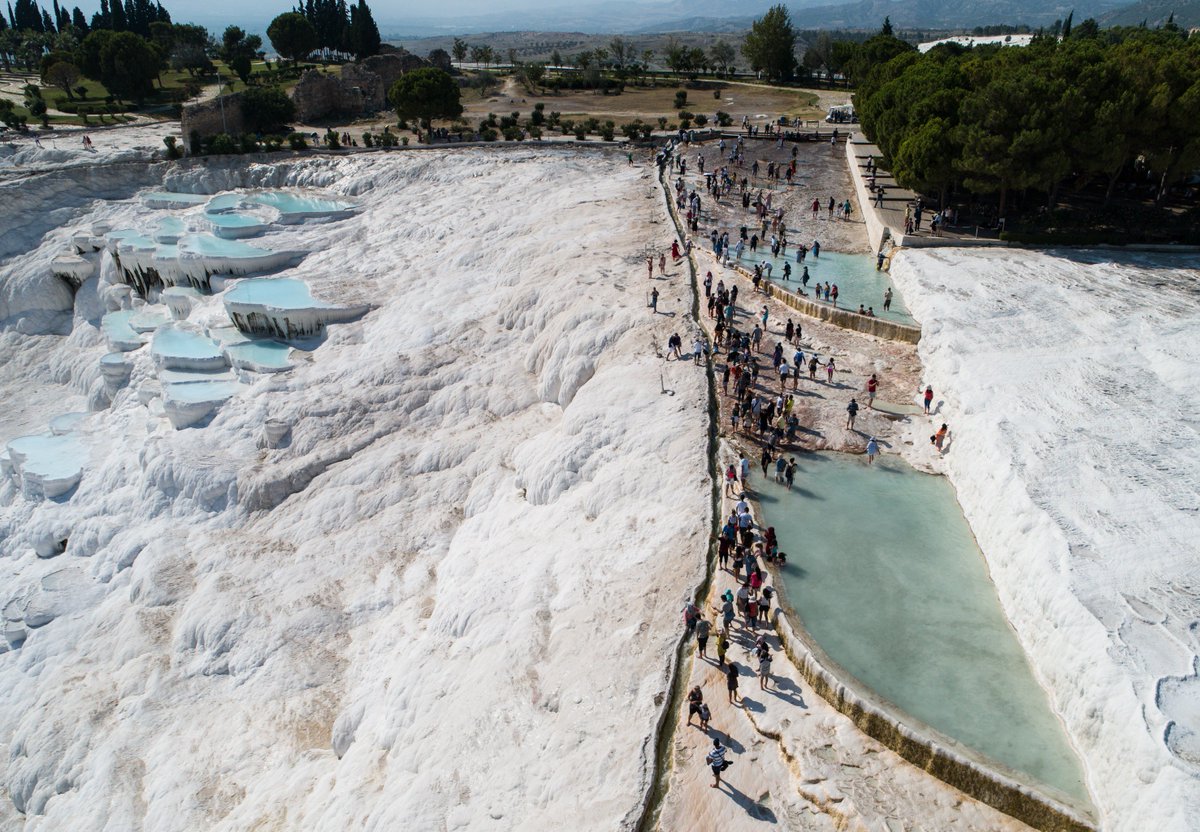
[61,0,755,35]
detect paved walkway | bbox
[653,161,1030,831]
[848,138,1002,246]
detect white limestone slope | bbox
[890,247,1200,831]
[0,149,710,830]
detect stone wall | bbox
[291,53,429,122]
[181,94,245,153]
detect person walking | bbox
[846,397,859,430]
[757,644,773,689]
[934,423,949,451]
[923,385,934,414]
[687,685,705,726]
[716,626,730,666]
[650,288,659,313]
[825,356,836,383]
[706,738,729,787]
[726,662,740,704]
[659,253,667,275]
[760,447,772,477]
[884,287,893,311]
[695,615,712,658]
[866,374,878,408]
[866,436,879,464]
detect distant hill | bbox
[788,0,1124,29]
[1099,0,1200,26]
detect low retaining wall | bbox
[770,605,1096,832]
[846,139,890,253]
[697,249,922,344]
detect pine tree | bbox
[110,0,127,31]
[42,8,54,31]
[71,5,86,31]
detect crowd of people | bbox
[651,133,960,802]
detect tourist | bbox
[659,253,667,275]
[683,601,700,635]
[726,662,741,705]
[825,356,837,383]
[867,374,878,408]
[647,256,654,279]
[774,455,787,483]
[718,594,735,631]
[923,385,934,414]
[846,397,859,430]
[867,436,879,464]
[785,458,796,490]
[760,447,772,477]
[801,266,809,288]
[934,423,949,451]
[759,585,773,623]
[740,455,749,485]
[650,288,659,313]
[707,737,730,786]
[884,287,893,311]
[725,464,738,496]
[687,685,704,726]
[698,701,711,732]
[757,644,773,689]
[672,240,681,260]
[716,627,729,666]
[812,240,820,257]
[696,616,712,658]
[745,593,759,630]
[693,336,705,365]
[877,251,886,270]
[831,284,839,307]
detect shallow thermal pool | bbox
[734,250,914,325]
[759,451,1089,804]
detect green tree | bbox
[389,67,463,129]
[709,39,735,75]
[267,12,316,64]
[345,0,381,61]
[99,30,159,102]
[742,4,796,82]
[220,26,261,85]
[241,85,295,133]
[42,59,80,99]
[23,83,48,127]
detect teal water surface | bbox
[759,451,1088,804]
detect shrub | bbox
[263,135,283,152]
[694,114,708,126]
[481,128,498,141]
[574,127,586,140]
[206,133,238,155]
[323,129,340,149]
[528,125,542,139]
[679,118,691,130]
[502,126,523,141]
[239,133,260,153]
[657,117,668,129]
[287,132,308,150]
[673,90,687,109]
[163,135,181,159]
[713,89,721,99]
[715,110,732,127]
[401,136,409,145]
[362,132,374,147]
[678,110,693,120]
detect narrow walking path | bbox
[650,149,1031,831]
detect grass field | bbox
[461,76,823,126]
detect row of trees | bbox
[2,0,171,37]
[286,0,380,62]
[449,36,742,80]
[856,26,1200,210]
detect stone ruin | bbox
[291,52,429,122]
[180,92,246,153]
